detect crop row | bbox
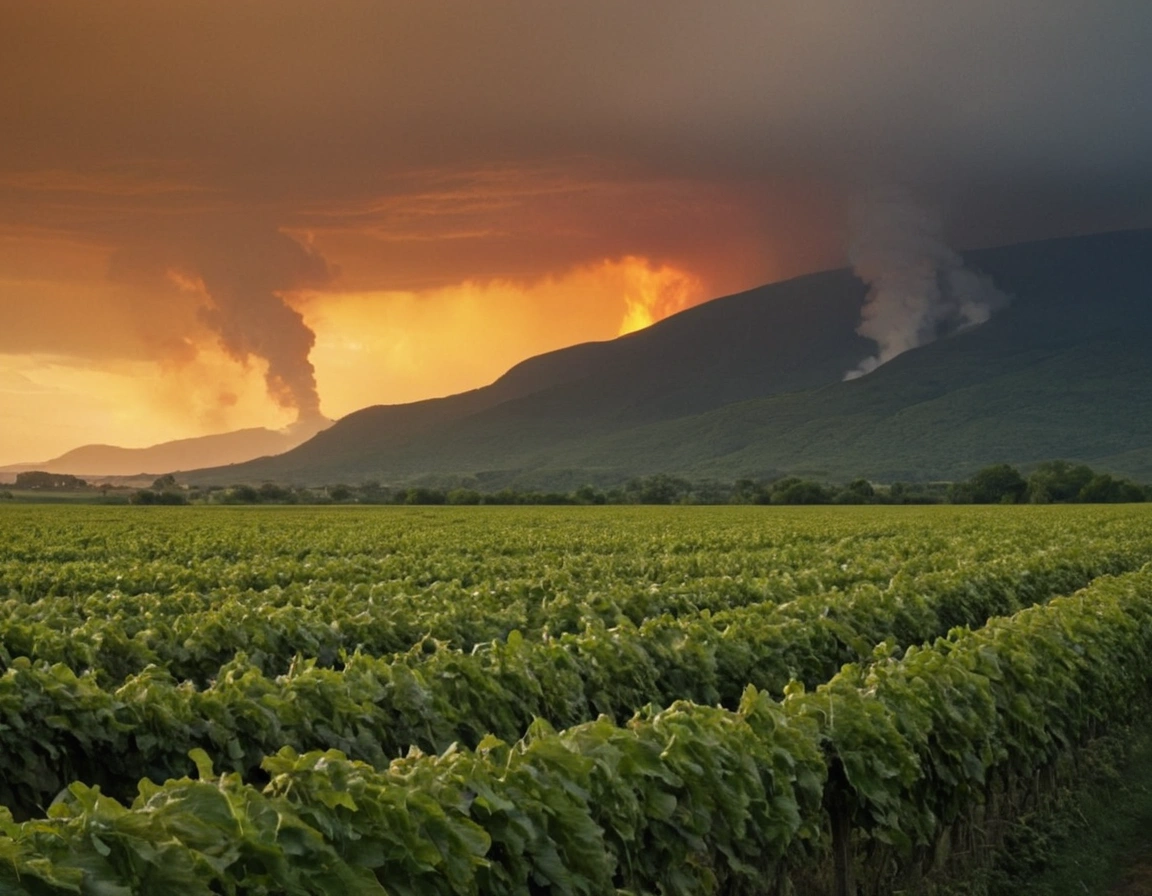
[0,544,1135,819]
[3,507,1149,685]
[1,505,927,595]
[0,564,891,686]
[3,563,1151,895]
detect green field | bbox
[1,504,1151,894]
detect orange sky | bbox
[2,2,1150,464]
[0,155,845,464]
[0,229,738,463]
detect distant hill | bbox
[184,229,1152,487]
[2,423,328,478]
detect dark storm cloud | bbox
[1,0,1150,384]
[18,7,1152,179]
[3,2,1149,208]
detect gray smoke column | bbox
[110,222,334,423]
[844,188,1009,380]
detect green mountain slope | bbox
[188,267,874,483]
[567,331,1152,482]
[186,228,1152,486]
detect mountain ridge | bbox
[1,423,328,479]
[173,227,1152,485]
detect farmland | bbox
[1,504,1151,894]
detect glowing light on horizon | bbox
[615,256,704,335]
[298,256,709,418]
[0,348,293,464]
[0,247,710,463]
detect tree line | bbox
[121,460,1152,506]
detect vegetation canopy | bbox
[0,504,1150,893]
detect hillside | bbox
[2,424,327,478]
[185,229,1152,486]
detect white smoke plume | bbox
[844,188,1009,380]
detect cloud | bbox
[298,256,706,417]
[0,368,55,395]
[1,1,1150,449]
[4,3,1149,242]
[0,349,291,464]
[5,2,1147,296]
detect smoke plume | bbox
[844,189,1009,380]
[110,223,334,423]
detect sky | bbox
[2,1,1151,463]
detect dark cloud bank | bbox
[2,0,1150,407]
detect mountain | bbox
[3,423,328,478]
[186,267,874,484]
[184,228,1152,486]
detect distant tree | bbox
[771,478,829,505]
[1027,460,1094,503]
[731,478,756,503]
[357,480,390,503]
[967,464,1028,504]
[221,484,259,504]
[686,479,731,504]
[1078,474,1145,503]
[15,471,86,489]
[0,490,13,500]
[152,474,178,490]
[404,487,445,505]
[327,484,354,502]
[946,482,975,504]
[574,484,607,505]
[835,478,876,504]
[631,474,692,504]
[130,488,185,505]
[257,482,293,503]
[446,488,482,505]
[1111,476,1141,502]
[768,477,800,501]
[730,478,771,504]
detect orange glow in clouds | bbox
[0,249,707,464]
[298,256,706,418]
[0,348,295,464]
[615,257,703,335]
